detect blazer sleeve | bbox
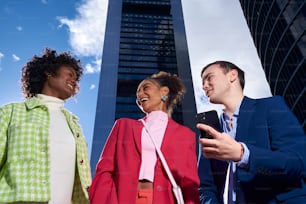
[242,96,306,184]
[180,128,201,204]
[89,120,120,204]
[198,154,220,204]
[0,104,13,169]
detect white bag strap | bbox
[140,119,179,189]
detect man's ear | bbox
[161,86,170,96]
[229,69,238,83]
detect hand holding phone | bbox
[196,110,222,139]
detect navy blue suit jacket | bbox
[198,96,306,203]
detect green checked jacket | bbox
[0,97,92,204]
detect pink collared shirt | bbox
[138,111,168,182]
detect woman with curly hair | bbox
[90,71,200,204]
[0,48,92,204]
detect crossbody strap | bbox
[140,119,179,189]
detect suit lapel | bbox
[160,118,175,155]
[236,96,256,141]
[133,119,143,154]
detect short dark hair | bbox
[201,60,245,90]
[21,47,83,98]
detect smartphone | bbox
[196,110,222,139]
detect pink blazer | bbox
[90,118,200,204]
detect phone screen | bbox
[196,110,222,138]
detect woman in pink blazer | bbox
[90,71,200,204]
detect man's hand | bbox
[197,123,243,162]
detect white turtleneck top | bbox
[38,94,75,204]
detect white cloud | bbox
[57,0,108,59]
[84,58,101,74]
[0,52,4,71]
[16,26,22,31]
[85,63,95,74]
[12,54,20,61]
[89,84,96,90]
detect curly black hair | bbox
[150,71,186,115]
[21,47,83,98]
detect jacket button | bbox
[76,133,80,137]
[156,185,162,191]
[80,159,84,164]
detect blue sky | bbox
[0,0,271,155]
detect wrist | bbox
[234,142,244,162]
[239,142,244,161]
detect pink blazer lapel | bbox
[160,119,177,154]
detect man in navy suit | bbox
[197,61,306,203]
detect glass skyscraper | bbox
[239,0,305,132]
[90,0,197,173]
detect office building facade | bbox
[239,0,305,132]
[90,0,197,173]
